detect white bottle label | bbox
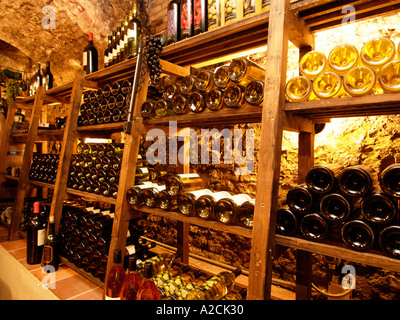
[37,228,46,246]
[178,173,200,178]
[229,194,253,206]
[83,51,87,67]
[190,189,213,198]
[210,191,232,201]
[126,244,136,255]
[105,295,120,300]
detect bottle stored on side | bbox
[299,51,328,81]
[379,163,400,199]
[319,193,352,223]
[214,194,253,225]
[228,58,265,86]
[328,44,359,76]
[337,165,374,198]
[286,184,315,215]
[360,191,397,225]
[300,212,329,242]
[341,219,375,251]
[177,189,214,216]
[195,191,232,220]
[305,164,343,195]
[165,173,215,197]
[276,207,298,236]
[379,226,400,258]
[360,37,396,71]
[285,76,316,102]
[343,66,376,96]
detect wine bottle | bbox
[343,66,376,96]
[167,0,181,45]
[299,51,328,80]
[195,191,232,220]
[187,91,206,113]
[163,83,181,101]
[222,287,247,300]
[105,249,127,300]
[286,184,314,215]
[207,0,221,31]
[43,61,54,90]
[104,35,113,68]
[165,173,216,197]
[177,189,213,216]
[360,37,396,71]
[214,194,253,225]
[319,193,352,223]
[228,58,265,86]
[379,225,400,258]
[186,268,241,300]
[141,100,156,118]
[223,84,245,108]
[328,44,359,76]
[244,80,264,106]
[213,65,231,89]
[27,201,46,264]
[380,163,400,199]
[378,60,400,93]
[205,87,225,111]
[155,99,174,117]
[156,190,176,210]
[193,0,208,35]
[276,207,298,236]
[305,164,343,195]
[285,76,316,102]
[143,185,167,207]
[361,191,397,225]
[337,165,373,198]
[127,183,161,206]
[83,32,98,75]
[172,94,189,114]
[126,1,143,58]
[300,213,329,242]
[312,71,345,99]
[180,0,194,39]
[136,261,161,300]
[180,75,196,94]
[238,198,255,228]
[120,255,143,300]
[195,70,214,92]
[341,219,375,251]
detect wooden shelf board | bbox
[130,205,253,238]
[66,188,117,204]
[28,180,55,189]
[276,234,400,273]
[77,122,124,133]
[285,93,400,120]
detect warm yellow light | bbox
[84,138,112,144]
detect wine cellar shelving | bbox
[1,0,400,300]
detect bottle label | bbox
[167,9,177,39]
[83,51,87,67]
[37,228,46,246]
[190,189,213,198]
[211,191,231,201]
[225,0,238,23]
[105,295,120,300]
[181,1,193,38]
[126,244,136,255]
[178,173,200,178]
[230,194,253,206]
[208,0,219,29]
[243,0,255,17]
[193,0,203,33]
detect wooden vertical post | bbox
[9,87,46,240]
[0,102,18,183]
[247,0,290,300]
[50,69,86,234]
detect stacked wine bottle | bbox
[286,37,400,102]
[127,172,255,228]
[78,79,131,127]
[141,57,266,118]
[59,204,154,282]
[277,163,400,259]
[29,153,60,184]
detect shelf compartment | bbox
[285,92,400,122]
[66,188,117,204]
[129,206,253,238]
[276,234,400,273]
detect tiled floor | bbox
[0,225,103,300]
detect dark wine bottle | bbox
[379,226,400,258]
[341,219,375,251]
[305,164,343,194]
[36,63,43,87]
[276,207,298,236]
[361,191,397,225]
[319,193,352,223]
[286,184,314,215]
[83,32,98,75]
[27,202,46,264]
[42,216,59,271]
[43,61,54,90]
[105,249,127,300]
[379,163,400,199]
[337,165,373,198]
[300,213,329,242]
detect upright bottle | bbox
[186,268,242,300]
[43,61,53,90]
[105,249,127,300]
[104,35,113,68]
[136,261,161,300]
[27,202,46,265]
[126,1,143,58]
[120,255,142,300]
[83,32,98,74]
[193,0,208,35]
[37,63,43,87]
[42,216,59,271]
[167,0,181,44]
[180,0,194,39]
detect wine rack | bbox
[2,0,400,300]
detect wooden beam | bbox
[50,69,85,234]
[247,0,290,300]
[9,87,45,240]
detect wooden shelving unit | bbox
[2,0,400,300]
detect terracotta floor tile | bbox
[1,239,26,251]
[9,247,26,261]
[19,258,42,271]
[69,287,104,300]
[31,264,78,282]
[0,234,8,243]
[50,274,98,300]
